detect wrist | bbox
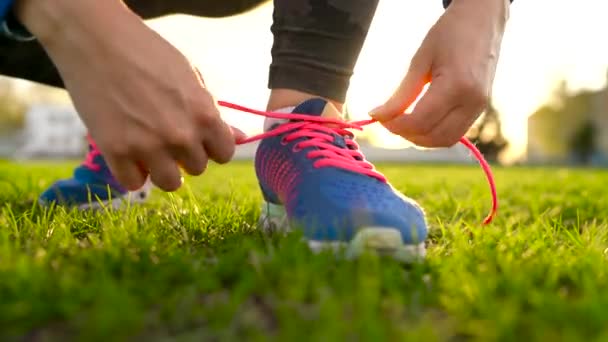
[450,0,510,26]
[445,0,511,9]
[14,0,65,44]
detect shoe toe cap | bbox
[290,178,428,244]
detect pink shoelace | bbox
[81,135,102,172]
[79,101,498,225]
[219,100,498,225]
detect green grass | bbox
[1,160,608,341]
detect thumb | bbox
[370,52,432,122]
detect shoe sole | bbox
[260,202,426,264]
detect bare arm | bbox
[14,0,244,191]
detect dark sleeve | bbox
[443,0,513,8]
[268,0,379,102]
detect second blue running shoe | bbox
[255,98,428,262]
[39,137,152,209]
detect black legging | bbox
[0,0,379,102]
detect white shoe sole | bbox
[260,201,426,263]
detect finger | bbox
[381,79,456,139]
[203,116,237,164]
[173,144,209,176]
[370,49,432,122]
[142,151,183,192]
[408,106,479,148]
[103,156,148,191]
[230,125,247,143]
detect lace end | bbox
[459,137,498,225]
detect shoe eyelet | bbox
[280,137,289,145]
[292,144,302,152]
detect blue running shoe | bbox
[39,137,152,209]
[255,98,428,262]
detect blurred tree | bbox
[569,120,596,165]
[466,102,508,163]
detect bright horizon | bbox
[20,1,608,163]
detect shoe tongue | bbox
[263,98,343,132]
[291,98,352,150]
[292,98,342,119]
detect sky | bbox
[21,0,608,163]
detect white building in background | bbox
[14,104,86,159]
[527,83,608,165]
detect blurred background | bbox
[0,0,606,166]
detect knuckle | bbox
[418,122,434,136]
[107,140,130,158]
[184,93,204,110]
[165,128,196,148]
[409,118,433,136]
[453,75,477,95]
[188,97,220,127]
[453,75,488,109]
[122,132,156,156]
[196,110,220,127]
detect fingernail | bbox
[368,107,381,117]
[230,126,246,137]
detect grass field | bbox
[1,160,607,341]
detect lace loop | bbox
[81,135,102,172]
